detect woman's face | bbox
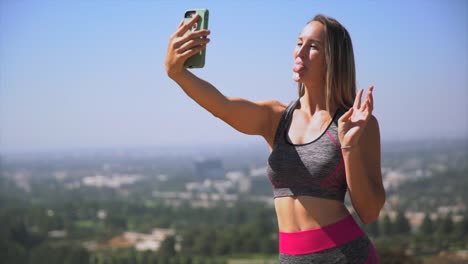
[292,21,327,84]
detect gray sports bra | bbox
[266,99,348,201]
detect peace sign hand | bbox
[338,86,374,148]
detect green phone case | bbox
[183,9,209,68]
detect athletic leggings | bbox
[278,215,379,264]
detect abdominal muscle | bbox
[274,195,351,232]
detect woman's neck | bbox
[300,84,329,115]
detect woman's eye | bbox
[297,43,303,46]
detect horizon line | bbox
[1,136,467,156]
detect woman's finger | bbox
[177,38,210,54]
[177,19,184,29]
[369,86,374,111]
[366,101,373,115]
[179,43,207,60]
[173,29,210,49]
[361,87,373,115]
[175,13,200,37]
[364,105,372,121]
[354,89,363,109]
[361,100,368,113]
[339,107,354,124]
[183,29,211,40]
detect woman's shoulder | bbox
[257,99,289,108]
[255,99,290,115]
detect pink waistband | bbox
[279,215,364,255]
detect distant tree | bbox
[159,235,177,257]
[229,231,243,253]
[175,255,193,264]
[0,239,28,264]
[454,213,468,237]
[437,213,454,236]
[419,213,434,235]
[9,221,44,250]
[29,244,60,264]
[135,251,154,264]
[63,246,90,264]
[394,211,411,235]
[48,215,65,230]
[191,228,217,256]
[179,229,193,254]
[380,214,393,237]
[377,247,422,264]
[29,243,90,264]
[261,237,277,254]
[213,231,230,255]
[239,224,261,253]
[365,219,380,237]
[106,215,127,230]
[144,251,160,264]
[191,256,208,264]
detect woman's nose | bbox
[296,45,307,58]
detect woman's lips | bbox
[293,63,305,73]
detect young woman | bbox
[165,13,384,264]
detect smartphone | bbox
[183,9,209,68]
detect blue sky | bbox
[1,0,467,152]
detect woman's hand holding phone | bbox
[165,13,211,79]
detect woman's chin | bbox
[292,72,302,82]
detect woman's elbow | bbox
[360,210,381,225]
[360,189,386,225]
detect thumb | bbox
[339,107,354,123]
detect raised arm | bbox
[165,14,283,141]
[338,87,386,224]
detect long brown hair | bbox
[298,14,356,111]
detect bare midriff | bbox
[274,195,351,232]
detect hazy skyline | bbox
[1,0,467,153]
